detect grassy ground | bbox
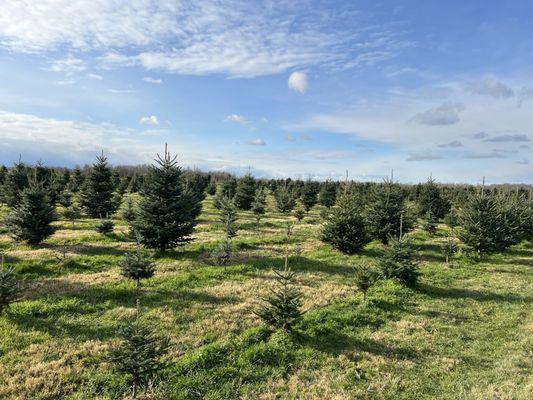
[0,197,531,399]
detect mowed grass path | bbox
[0,197,531,399]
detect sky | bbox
[0,0,532,184]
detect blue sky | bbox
[0,0,531,183]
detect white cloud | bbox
[411,103,463,126]
[143,76,162,85]
[225,114,247,124]
[108,88,139,94]
[468,79,514,99]
[49,55,85,73]
[246,139,266,146]
[288,71,308,93]
[0,1,408,78]
[139,115,159,126]
[87,73,103,80]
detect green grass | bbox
[0,196,531,399]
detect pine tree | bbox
[255,255,303,333]
[318,181,337,208]
[0,256,20,315]
[119,248,155,288]
[422,209,438,235]
[459,192,501,255]
[321,193,370,254]
[417,177,450,219]
[366,179,414,244]
[378,235,419,286]
[69,167,85,192]
[353,262,379,303]
[441,237,458,264]
[234,173,256,210]
[133,146,201,251]
[109,304,170,398]
[6,180,56,244]
[4,161,29,207]
[210,238,232,268]
[218,196,238,239]
[95,219,114,235]
[444,205,459,229]
[300,180,319,212]
[57,189,73,208]
[80,153,119,218]
[63,203,82,226]
[122,196,137,224]
[251,188,267,225]
[274,185,296,213]
[214,178,237,209]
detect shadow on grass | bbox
[414,282,532,303]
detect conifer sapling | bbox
[353,262,379,303]
[0,255,20,315]
[119,246,155,288]
[378,234,419,286]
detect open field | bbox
[0,197,532,399]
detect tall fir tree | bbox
[234,173,256,210]
[366,179,414,244]
[318,180,337,208]
[69,166,85,192]
[417,177,450,219]
[109,303,170,398]
[214,178,237,209]
[251,188,267,224]
[300,180,319,212]
[132,146,201,251]
[6,179,56,244]
[80,153,119,218]
[274,185,296,213]
[422,209,438,235]
[4,161,29,207]
[321,192,371,254]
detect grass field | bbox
[0,196,531,399]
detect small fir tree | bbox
[318,181,337,208]
[95,219,114,235]
[6,180,56,244]
[57,189,73,208]
[441,237,458,264]
[300,180,319,212]
[293,206,305,222]
[4,161,29,207]
[321,193,370,254]
[422,209,438,235]
[218,196,238,239]
[417,177,450,219]
[0,256,20,315]
[109,303,170,398]
[251,188,267,225]
[444,205,459,229]
[378,235,419,286]
[255,255,303,333]
[353,262,379,303]
[119,248,155,288]
[206,179,217,196]
[122,196,137,224]
[234,173,256,210]
[214,178,237,209]
[210,238,232,269]
[63,203,82,226]
[274,185,296,213]
[133,146,201,251]
[69,167,85,192]
[80,153,119,218]
[366,179,414,244]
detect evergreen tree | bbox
[274,185,296,213]
[6,181,56,244]
[378,235,419,286]
[255,255,303,333]
[318,181,337,208]
[214,178,237,209]
[366,179,414,244]
[422,209,438,235]
[459,192,501,255]
[417,178,450,219]
[0,256,20,315]
[251,188,267,225]
[321,193,370,254]
[122,196,137,224]
[444,205,459,229]
[63,203,82,226]
[119,249,155,288]
[206,179,217,196]
[300,180,319,212]
[210,238,232,268]
[4,162,29,207]
[109,304,170,398]
[218,196,238,239]
[441,237,458,264]
[293,206,305,222]
[95,219,114,235]
[80,153,119,218]
[57,189,73,208]
[69,167,85,192]
[234,173,256,210]
[353,262,379,303]
[133,146,201,251]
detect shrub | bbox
[95,219,114,235]
[293,206,305,222]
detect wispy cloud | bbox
[438,140,463,148]
[406,153,442,161]
[143,76,162,85]
[463,152,506,159]
[246,138,266,146]
[49,55,85,73]
[467,78,514,99]
[86,73,103,80]
[139,115,159,126]
[411,103,463,126]
[485,133,530,142]
[225,114,248,124]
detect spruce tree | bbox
[234,173,256,210]
[300,180,319,212]
[366,179,414,244]
[109,304,170,398]
[417,177,450,219]
[214,178,237,209]
[293,206,305,222]
[95,219,114,235]
[378,235,419,286]
[422,209,438,235]
[353,262,379,303]
[69,167,85,192]
[255,255,303,333]
[4,161,29,207]
[122,196,137,224]
[80,153,118,218]
[444,205,459,229]
[274,185,296,213]
[0,256,20,315]
[251,188,267,225]
[441,237,458,264]
[218,196,238,239]
[318,181,337,208]
[133,146,201,251]
[119,249,155,288]
[6,181,56,244]
[321,193,370,254]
